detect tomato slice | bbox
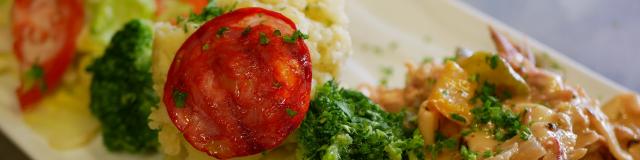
[12,0,85,110]
[164,8,312,159]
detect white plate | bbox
[0,0,631,159]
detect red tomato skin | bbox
[163,8,311,159]
[11,0,85,111]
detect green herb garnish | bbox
[283,30,308,43]
[259,32,269,45]
[216,26,229,38]
[450,113,467,123]
[426,132,458,159]
[285,108,297,117]
[460,145,478,160]
[487,54,500,69]
[483,150,493,158]
[379,66,393,86]
[202,43,210,50]
[470,83,531,141]
[298,81,425,159]
[25,64,46,91]
[173,89,188,108]
[273,29,281,36]
[421,57,434,64]
[242,26,252,36]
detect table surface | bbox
[1,1,639,160]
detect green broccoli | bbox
[86,19,159,153]
[298,81,424,160]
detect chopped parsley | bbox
[298,81,425,159]
[285,108,297,117]
[379,66,393,86]
[26,64,44,80]
[216,26,229,38]
[421,57,433,64]
[460,145,478,160]
[443,55,458,63]
[360,42,400,55]
[426,132,458,159]
[461,129,474,137]
[470,83,531,141]
[482,150,493,158]
[242,26,252,36]
[182,23,189,33]
[486,54,500,69]
[283,30,308,43]
[259,32,269,45]
[450,113,467,123]
[428,77,437,85]
[186,0,233,24]
[172,89,188,108]
[273,29,281,36]
[175,16,184,24]
[202,43,210,50]
[273,81,282,88]
[25,64,46,91]
[468,73,479,83]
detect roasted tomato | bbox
[163,8,312,159]
[12,0,84,110]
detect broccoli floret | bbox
[87,19,159,153]
[298,81,424,160]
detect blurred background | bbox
[463,0,640,92]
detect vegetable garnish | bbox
[273,29,282,36]
[185,0,226,24]
[450,113,467,123]
[216,26,229,37]
[470,83,531,141]
[285,108,297,117]
[163,7,312,159]
[283,30,309,43]
[379,66,394,86]
[298,81,425,159]
[24,64,46,92]
[201,43,210,50]
[242,26,252,36]
[12,0,85,110]
[482,150,494,158]
[87,19,159,153]
[460,145,478,160]
[486,54,500,69]
[259,32,270,45]
[426,132,458,159]
[172,89,187,108]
